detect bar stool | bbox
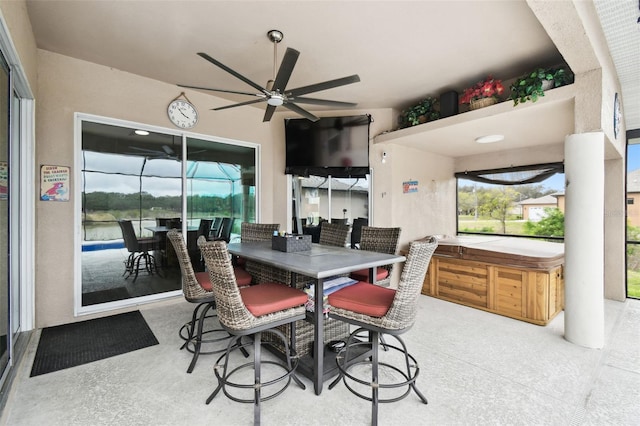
[350,226,401,288]
[167,230,250,373]
[328,237,438,426]
[198,238,308,425]
[319,222,350,247]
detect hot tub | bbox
[423,236,564,325]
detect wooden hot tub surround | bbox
[422,236,564,325]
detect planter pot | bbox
[469,97,497,110]
[541,80,554,91]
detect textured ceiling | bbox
[24,0,638,134]
[594,0,640,132]
[25,1,562,113]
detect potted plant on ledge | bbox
[459,75,505,111]
[509,66,574,106]
[398,96,440,128]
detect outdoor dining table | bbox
[226,241,406,395]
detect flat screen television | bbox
[285,114,371,177]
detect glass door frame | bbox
[0,16,36,393]
[74,113,261,316]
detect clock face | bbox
[613,92,621,140]
[168,100,198,129]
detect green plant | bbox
[399,96,440,128]
[509,66,574,106]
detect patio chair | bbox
[167,230,249,373]
[350,226,401,288]
[118,219,159,282]
[318,222,350,247]
[328,237,438,426]
[350,217,368,249]
[198,238,308,425]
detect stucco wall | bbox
[35,50,278,327]
[380,144,456,249]
[0,0,37,95]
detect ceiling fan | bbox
[127,144,205,160]
[179,30,361,122]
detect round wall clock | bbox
[167,98,198,129]
[613,92,621,140]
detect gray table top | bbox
[227,241,405,279]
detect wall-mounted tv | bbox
[285,114,371,177]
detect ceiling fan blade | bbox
[283,102,319,122]
[128,146,162,154]
[286,74,360,97]
[263,105,277,122]
[290,97,357,107]
[271,48,299,92]
[197,52,269,95]
[178,84,262,97]
[212,98,266,111]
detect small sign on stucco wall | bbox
[40,165,70,202]
[403,180,418,193]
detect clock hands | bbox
[179,108,190,119]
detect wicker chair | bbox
[318,222,350,247]
[350,227,401,288]
[328,237,438,426]
[240,222,279,241]
[198,238,308,425]
[167,230,250,373]
[236,222,280,272]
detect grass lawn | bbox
[458,219,527,235]
[626,269,640,298]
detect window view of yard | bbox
[627,143,640,299]
[457,178,565,239]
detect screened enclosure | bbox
[79,119,258,310]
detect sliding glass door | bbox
[79,118,258,311]
[0,45,10,380]
[294,174,370,245]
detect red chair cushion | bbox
[195,268,251,290]
[240,283,308,317]
[195,272,212,291]
[328,281,396,317]
[349,267,389,283]
[233,266,252,287]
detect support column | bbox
[564,132,605,348]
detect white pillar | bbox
[564,132,604,348]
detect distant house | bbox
[627,169,640,227]
[519,195,559,221]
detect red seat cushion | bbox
[233,266,252,287]
[195,272,212,291]
[195,268,251,290]
[328,281,396,317]
[240,283,308,317]
[349,267,389,283]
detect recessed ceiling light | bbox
[475,134,504,144]
[134,129,149,136]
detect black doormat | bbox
[30,310,159,377]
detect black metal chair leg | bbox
[372,331,379,426]
[180,302,204,350]
[254,332,262,426]
[187,303,213,373]
[396,335,428,405]
[206,336,238,404]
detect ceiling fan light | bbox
[267,94,284,106]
